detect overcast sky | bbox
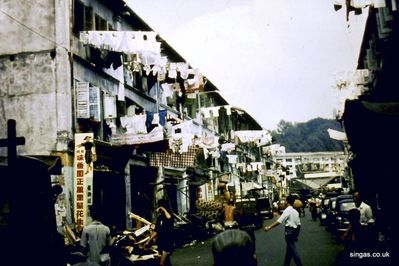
[128,0,367,130]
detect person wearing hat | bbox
[78,136,96,174]
[211,229,257,266]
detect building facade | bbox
[0,0,272,233]
[335,2,398,244]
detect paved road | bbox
[170,209,344,266]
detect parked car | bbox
[333,199,356,239]
[256,197,274,219]
[334,194,353,212]
[325,195,352,229]
[326,197,337,231]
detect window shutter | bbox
[73,0,84,34]
[76,82,90,119]
[103,95,117,118]
[95,14,107,31]
[84,6,93,31]
[89,86,101,121]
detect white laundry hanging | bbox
[88,31,103,48]
[117,32,130,53]
[80,31,161,54]
[221,143,235,152]
[120,114,147,134]
[226,155,238,164]
[373,0,386,8]
[224,105,232,115]
[152,113,160,125]
[161,83,174,98]
[177,63,189,79]
[117,82,125,101]
[202,107,211,119]
[210,107,220,117]
[168,63,177,79]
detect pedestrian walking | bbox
[309,199,318,221]
[145,198,175,266]
[80,207,112,266]
[211,229,257,266]
[264,194,303,266]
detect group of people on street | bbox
[70,190,375,266]
[213,191,376,266]
[69,199,175,266]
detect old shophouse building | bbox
[334,1,398,244]
[0,0,272,233]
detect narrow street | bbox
[171,209,343,266]
[1,2,398,265]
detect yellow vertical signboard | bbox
[74,133,95,231]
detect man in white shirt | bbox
[353,191,376,245]
[265,195,302,266]
[353,192,374,225]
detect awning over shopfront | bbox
[343,99,399,154]
[110,127,164,145]
[148,145,197,168]
[241,181,262,193]
[342,99,399,200]
[94,140,134,173]
[186,166,210,186]
[327,128,347,141]
[27,155,63,175]
[289,179,314,193]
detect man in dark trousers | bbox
[264,194,303,266]
[145,199,175,266]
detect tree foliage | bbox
[271,118,344,152]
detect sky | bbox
[128,0,368,130]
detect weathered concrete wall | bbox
[0,0,56,54]
[0,52,58,156]
[54,0,73,151]
[0,0,72,156]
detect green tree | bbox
[271,118,344,152]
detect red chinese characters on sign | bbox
[76,209,84,218]
[77,186,84,194]
[74,133,95,230]
[77,170,84,177]
[76,202,84,209]
[76,218,84,228]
